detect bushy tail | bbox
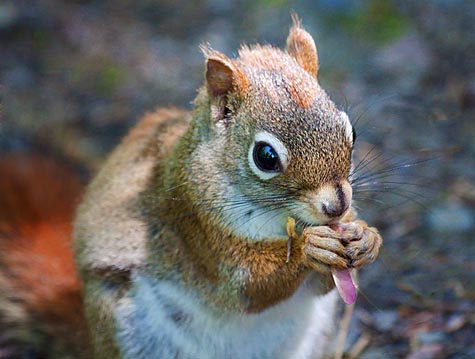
[0,153,91,358]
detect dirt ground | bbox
[1,0,474,358]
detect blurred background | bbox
[0,0,474,358]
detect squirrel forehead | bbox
[236,46,321,109]
[229,45,350,160]
[263,110,349,155]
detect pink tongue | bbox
[331,269,357,305]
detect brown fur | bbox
[74,19,382,357]
[74,108,190,357]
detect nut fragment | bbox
[286,217,299,263]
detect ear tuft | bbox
[286,14,319,77]
[204,50,248,98]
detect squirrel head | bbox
[191,17,355,238]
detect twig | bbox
[334,302,355,359]
[347,334,371,359]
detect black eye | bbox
[253,142,282,172]
[352,126,357,144]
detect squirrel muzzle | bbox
[305,180,352,223]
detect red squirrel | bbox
[0,17,382,358]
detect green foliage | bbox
[328,0,409,44]
[97,62,125,95]
[260,0,289,7]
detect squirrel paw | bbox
[300,226,352,273]
[342,220,382,268]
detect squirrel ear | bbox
[286,15,319,78]
[204,50,248,98]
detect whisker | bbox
[353,180,427,188]
[352,197,386,205]
[352,148,433,182]
[165,194,293,221]
[162,180,190,193]
[255,206,289,234]
[354,186,430,211]
[161,198,262,219]
[351,158,424,185]
[351,147,384,178]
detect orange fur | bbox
[0,154,90,357]
[286,14,319,77]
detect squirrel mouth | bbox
[292,211,335,229]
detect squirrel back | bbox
[0,153,90,358]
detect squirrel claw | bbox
[344,220,382,269]
[300,224,350,272]
[287,218,382,272]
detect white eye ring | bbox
[340,111,354,144]
[248,131,289,180]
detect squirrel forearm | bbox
[231,237,311,313]
[183,231,331,313]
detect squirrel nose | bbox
[322,200,349,218]
[317,181,352,219]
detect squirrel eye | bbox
[248,131,288,180]
[253,142,282,172]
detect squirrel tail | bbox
[0,153,90,358]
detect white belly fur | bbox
[115,273,339,359]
